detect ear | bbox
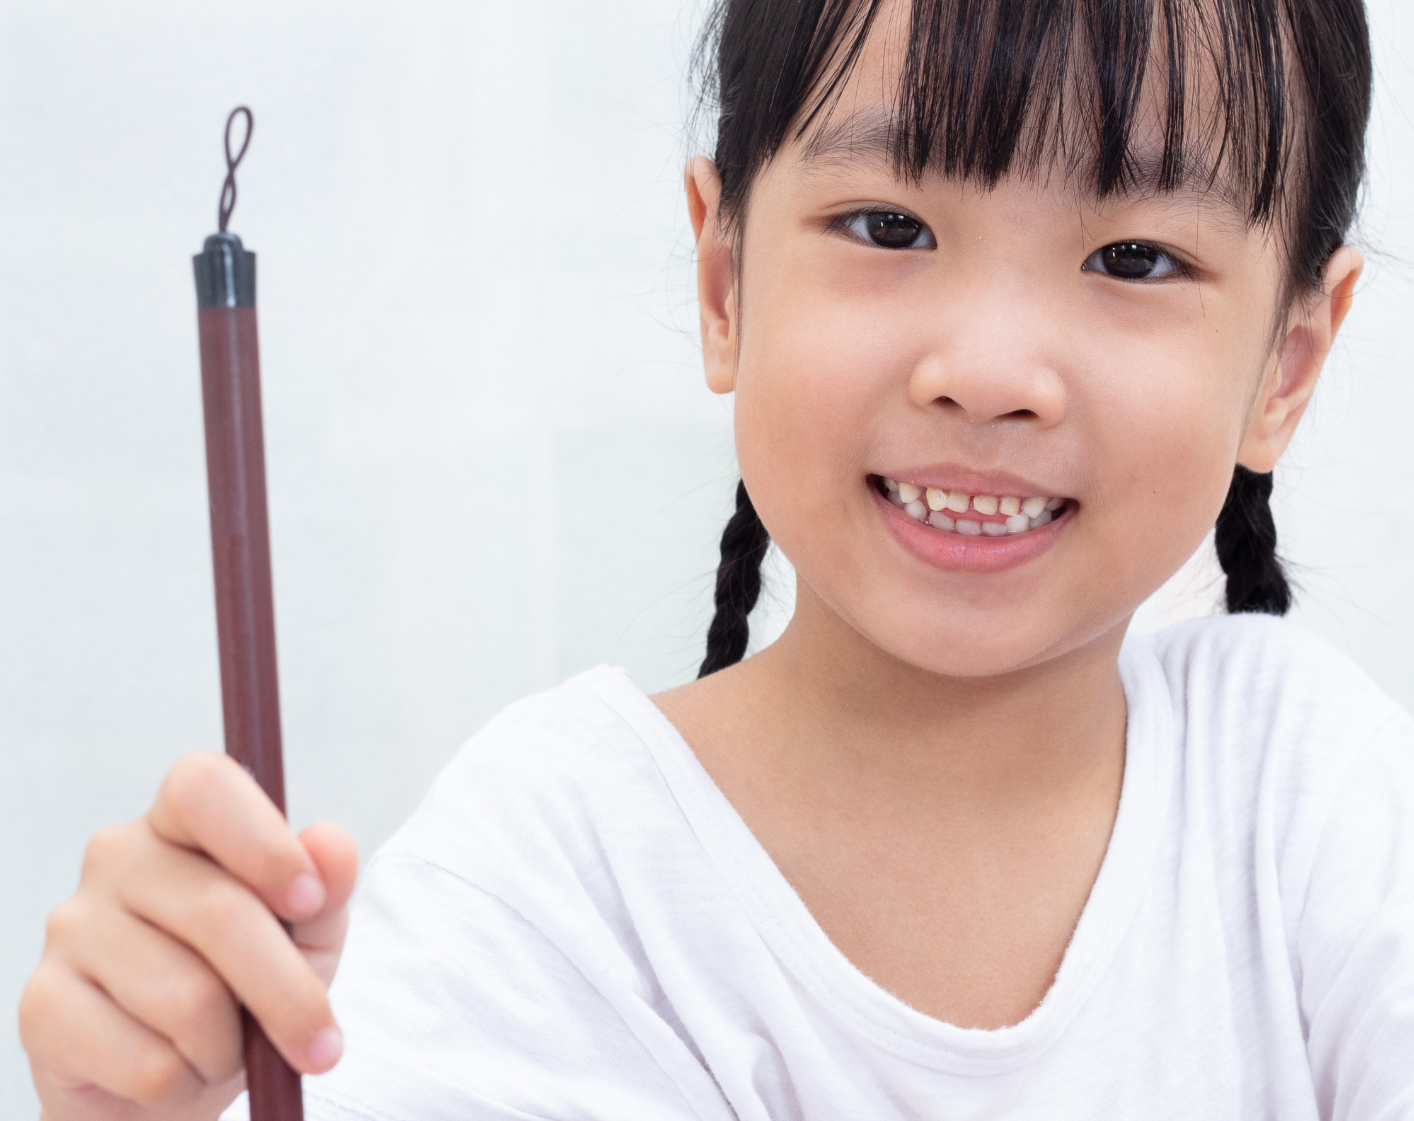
[685,157,738,394]
[1238,246,1363,473]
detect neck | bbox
[684,578,1130,819]
[655,573,1134,1031]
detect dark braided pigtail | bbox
[1215,465,1292,615]
[698,478,771,677]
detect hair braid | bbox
[1215,465,1292,615]
[698,478,771,677]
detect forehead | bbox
[769,0,1293,231]
[792,104,1251,230]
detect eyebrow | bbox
[799,109,896,168]
[796,108,1252,230]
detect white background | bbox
[1,1,1409,1113]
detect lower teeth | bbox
[884,482,1063,534]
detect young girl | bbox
[21,0,1411,1116]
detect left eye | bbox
[843,211,937,250]
[1083,242,1184,281]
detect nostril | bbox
[930,398,1039,420]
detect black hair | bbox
[1215,465,1291,615]
[700,479,772,677]
[695,0,1371,676]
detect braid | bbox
[1215,465,1292,615]
[698,478,771,677]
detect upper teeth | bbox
[881,478,1066,534]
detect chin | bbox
[822,576,1138,681]
[892,619,1074,678]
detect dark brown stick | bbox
[194,230,303,1121]
[197,305,286,810]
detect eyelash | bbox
[836,210,1192,282]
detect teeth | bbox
[881,477,1069,538]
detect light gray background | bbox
[1,1,1409,1113]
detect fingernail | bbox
[306,1026,343,1070]
[286,873,325,916]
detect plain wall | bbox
[1,1,1409,1113]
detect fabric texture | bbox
[223,615,1414,1120]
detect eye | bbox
[841,210,937,250]
[1083,241,1186,281]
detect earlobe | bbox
[685,157,738,395]
[1237,246,1364,473]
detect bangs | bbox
[706,0,1304,227]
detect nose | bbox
[907,295,1068,428]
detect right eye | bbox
[842,210,937,250]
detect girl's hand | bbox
[19,752,359,1121]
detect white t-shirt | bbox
[223,615,1414,1120]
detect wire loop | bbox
[218,106,254,233]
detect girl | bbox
[21,0,1412,1116]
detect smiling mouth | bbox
[875,476,1072,536]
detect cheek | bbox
[731,263,905,513]
[1078,324,1255,593]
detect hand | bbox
[20,752,359,1121]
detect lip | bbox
[871,484,1075,574]
[874,465,1068,499]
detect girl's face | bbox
[691,41,1359,679]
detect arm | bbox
[1299,714,1414,1120]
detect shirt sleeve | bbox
[1298,711,1414,1121]
[221,852,722,1121]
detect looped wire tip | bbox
[218,106,255,233]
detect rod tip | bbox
[203,231,246,254]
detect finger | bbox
[147,752,326,921]
[52,895,243,1084]
[20,962,205,1109]
[299,821,359,915]
[115,835,342,1074]
[293,822,359,985]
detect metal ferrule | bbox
[193,231,257,309]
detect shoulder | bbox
[1126,615,1414,903]
[430,663,664,804]
[321,670,733,1118]
[310,671,724,1121]
[375,664,695,898]
[1129,613,1410,763]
